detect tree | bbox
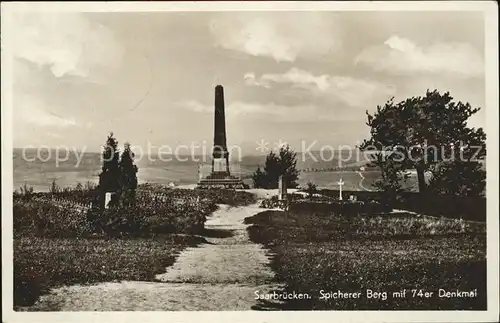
[360,90,486,196]
[305,181,318,199]
[371,153,408,207]
[49,179,60,194]
[119,142,139,206]
[251,145,300,189]
[263,151,280,188]
[277,145,300,188]
[98,132,121,193]
[251,166,266,189]
[428,160,485,197]
[120,142,138,190]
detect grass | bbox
[246,210,486,310]
[13,183,256,308]
[14,235,205,308]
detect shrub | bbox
[137,185,256,207]
[260,194,387,217]
[305,181,318,199]
[260,193,304,209]
[15,183,34,200]
[87,199,213,237]
[252,145,300,189]
[13,199,92,238]
[14,186,218,238]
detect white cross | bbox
[337,178,345,200]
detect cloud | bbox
[228,101,315,120]
[209,13,341,62]
[12,12,123,79]
[176,98,359,123]
[355,35,484,77]
[175,100,213,113]
[21,106,77,128]
[245,68,396,108]
[244,72,271,88]
[13,94,79,128]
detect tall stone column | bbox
[212,85,230,175]
[198,85,246,188]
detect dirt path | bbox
[27,202,283,311]
[356,171,373,192]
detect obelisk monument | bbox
[197,85,245,189]
[212,85,230,175]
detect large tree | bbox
[360,90,486,196]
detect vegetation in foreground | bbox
[13,180,256,308]
[137,184,257,207]
[246,210,486,310]
[14,235,205,309]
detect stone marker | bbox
[105,192,113,209]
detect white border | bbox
[1,2,498,323]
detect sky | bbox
[10,10,486,154]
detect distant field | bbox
[245,210,486,310]
[13,149,391,192]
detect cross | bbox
[337,178,345,200]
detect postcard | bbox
[2,1,498,322]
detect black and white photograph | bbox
[2,1,499,322]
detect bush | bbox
[260,193,304,209]
[396,192,486,222]
[13,186,219,238]
[87,199,215,237]
[137,185,256,207]
[288,200,363,216]
[260,194,388,217]
[305,181,318,199]
[13,183,255,239]
[192,189,256,206]
[13,198,92,238]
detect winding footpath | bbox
[356,171,373,192]
[28,201,283,311]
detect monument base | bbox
[197,173,246,189]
